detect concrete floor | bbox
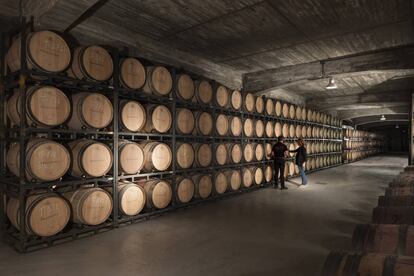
[0,155,407,276]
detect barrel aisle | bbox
[0,155,406,276]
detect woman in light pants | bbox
[290,139,308,186]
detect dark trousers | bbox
[274,158,285,188]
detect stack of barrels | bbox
[321,166,414,275]
[343,129,385,163]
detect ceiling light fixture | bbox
[380,115,386,121]
[326,77,338,90]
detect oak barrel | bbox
[227,143,242,164]
[242,168,254,188]
[244,118,254,137]
[175,177,195,204]
[119,100,146,132]
[119,140,144,175]
[265,98,274,115]
[282,103,289,118]
[265,121,274,138]
[295,106,302,120]
[265,165,273,183]
[255,119,265,137]
[254,143,264,161]
[230,90,242,110]
[7,30,71,73]
[120,57,146,89]
[176,143,195,169]
[289,104,296,119]
[214,172,228,194]
[142,179,172,209]
[253,167,263,185]
[141,141,172,171]
[176,74,195,100]
[67,92,113,130]
[352,224,414,256]
[275,122,282,137]
[321,251,414,276]
[195,144,212,167]
[216,85,229,107]
[195,111,213,135]
[108,182,146,216]
[265,143,272,160]
[255,96,264,113]
[195,80,213,104]
[70,45,113,81]
[69,139,112,178]
[243,143,254,162]
[144,104,172,133]
[244,93,255,112]
[296,125,302,138]
[275,101,282,117]
[225,170,242,191]
[229,116,242,136]
[64,187,112,225]
[142,66,172,96]
[289,124,296,138]
[215,143,228,165]
[7,193,70,237]
[282,123,289,137]
[192,174,213,199]
[7,138,70,181]
[7,86,71,128]
[177,108,195,134]
[216,114,229,136]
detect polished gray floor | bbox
[0,155,407,276]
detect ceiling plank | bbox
[243,45,414,92]
[337,105,409,120]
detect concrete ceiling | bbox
[1,0,413,128]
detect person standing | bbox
[290,139,308,187]
[271,136,289,190]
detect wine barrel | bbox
[296,125,302,138]
[142,179,172,209]
[243,143,254,163]
[227,143,242,164]
[225,170,242,191]
[373,207,414,224]
[289,124,296,138]
[70,45,113,81]
[144,104,172,133]
[378,195,414,207]
[307,126,313,138]
[216,114,229,136]
[296,106,302,120]
[242,168,254,188]
[282,123,289,137]
[177,108,195,134]
[301,107,307,121]
[195,144,212,167]
[352,224,414,256]
[119,140,144,175]
[215,143,228,165]
[307,109,313,122]
[7,138,70,181]
[7,86,71,128]
[176,74,194,101]
[255,96,264,113]
[195,80,213,104]
[265,98,274,115]
[67,92,113,130]
[255,120,265,137]
[265,121,274,138]
[229,116,242,136]
[230,90,242,110]
[119,100,146,132]
[69,139,112,178]
[254,143,264,161]
[120,57,146,89]
[142,66,172,96]
[289,104,296,119]
[106,182,146,216]
[214,172,228,194]
[7,193,70,237]
[175,177,195,204]
[386,187,414,196]
[321,251,414,276]
[282,103,289,118]
[275,122,282,137]
[141,141,172,171]
[265,165,273,183]
[7,30,71,73]
[301,125,307,138]
[176,143,194,169]
[253,167,264,185]
[275,101,282,117]
[216,85,229,107]
[265,143,272,160]
[64,187,112,225]
[244,93,255,112]
[244,118,254,137]
[288,162,295,176]
[288,143,296,157]
[195,111,213,135]
[192,174,213,199]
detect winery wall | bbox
[0,27,342,251]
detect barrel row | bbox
[344,140,385,150]
[345,129,386,139]
[287,141,341,155]
[6,166,271,237]
[343,150,382,163]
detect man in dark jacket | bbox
[271,136,289,190]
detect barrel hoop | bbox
[398,224,408,255]
[382,256,397,276]
[77,140,92,177]
[24,193,50,233]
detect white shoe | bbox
[300,185,307,188]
